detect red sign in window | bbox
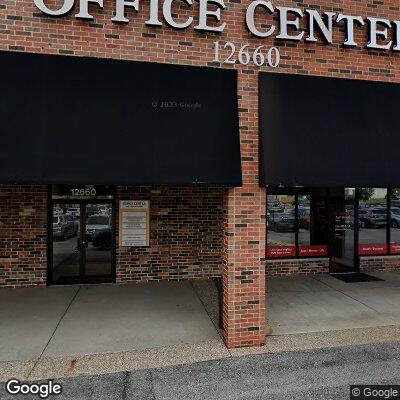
[390,243,400,254]
[267,246,296,258]
[298,245,328,257]
[358,244,388,255]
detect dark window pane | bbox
[330,203,356,270]
[298,195,328,257]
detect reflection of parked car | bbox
[54,208,63,216]
[298,205,310,214]
[391,208,400,228]
[359,208,386,228]
[86,214,111,241]
[298,200,310,214]
[66,207,80,220]
[53,215,78,240]
[98,205,112,215]
[267,200,284,213]
[92,227,112,250]
[86,205,100,218]
[268,211,295,232]
[392,199,400,208]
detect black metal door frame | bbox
[47,193,116,286]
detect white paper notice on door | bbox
[119,201,150,247]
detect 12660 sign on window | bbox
[52,185,115,200]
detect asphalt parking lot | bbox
[1,341,400,400]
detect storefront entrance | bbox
[49,186,115,285]
[267,187,400,274]
[328,189,357,273]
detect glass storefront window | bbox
[266,188,400,260]
[267,195,296,258]
[358,188,388,255]
[390,189,400,254]
[266,192,328,259]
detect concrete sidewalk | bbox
[0,281,222,362]
[267,272,400,335]
[0,281,228,380]
[2,273,400,382]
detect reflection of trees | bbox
[359,188,375,201]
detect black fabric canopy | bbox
[259,72,400,187]
[0,51,242,186]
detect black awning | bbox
[259,72,400,188]
[0,51,242,186]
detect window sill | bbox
[360,254,400,260]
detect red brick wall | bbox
[360,256,400,273]
[2,0,400,347]
[0,185,224,287]
[116,187,225,282]
[266,258,329,276]
[0,185,47,288]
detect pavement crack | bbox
[26,286,82,380]
[311,275,387,314]
[149,370,156,400]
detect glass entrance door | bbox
[52,203,81,281]
[84,203,113,277]
[328,188,357,273]
[51,202,114,284]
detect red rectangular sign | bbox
[390,243,400,254]
[298,245,328,257]
[358,244,388,255]
[267,246,296,258]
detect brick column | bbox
[222,70,266,348]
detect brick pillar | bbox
[222,187,266,348]
[222,70,266,348]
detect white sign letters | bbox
[33,0,400,52]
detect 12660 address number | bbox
[213,42,280,67]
